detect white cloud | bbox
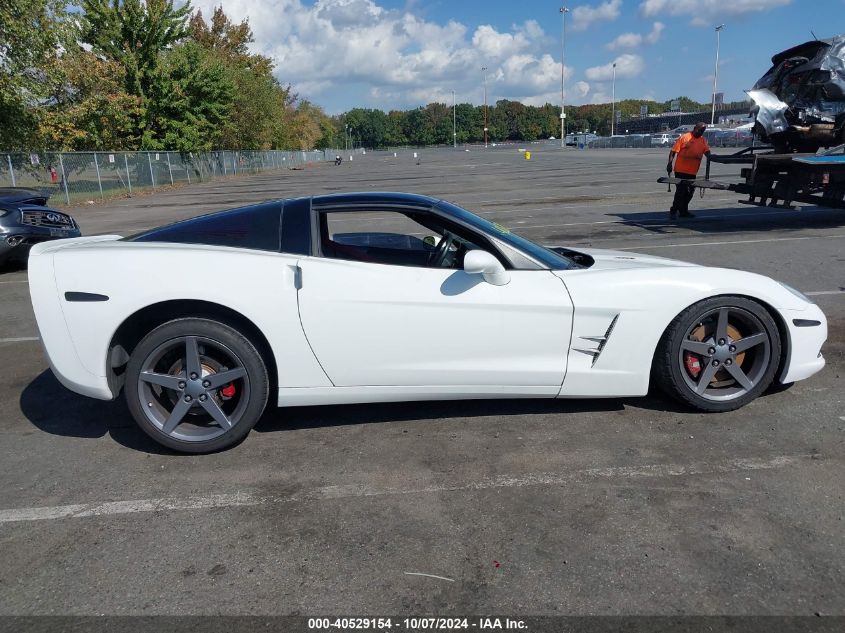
[192,0,572,110]
[607,22,664,49]
[607,32,643,50]
[640,0,791,23]
[473,22,534,58]
[645,21,665,43]
[585,54,645,81]
[574,81,590,97]
[570,0,622,32]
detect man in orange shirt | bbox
[667,122,712,219]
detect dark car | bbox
[0,188,81,266]
[750,34,845,152]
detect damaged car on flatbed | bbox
[750,34,845,153]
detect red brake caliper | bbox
[684,352,702,378]
[221,383,236,399]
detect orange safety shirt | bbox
[671,132,710,175]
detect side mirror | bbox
[463,250,510,286]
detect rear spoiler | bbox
[29,235,122,257]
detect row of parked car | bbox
[587,127,756,149]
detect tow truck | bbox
[658,144,845,210]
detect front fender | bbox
[553,266,814,397]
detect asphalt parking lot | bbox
[0,145,843,616]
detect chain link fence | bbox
[0,149,354,206]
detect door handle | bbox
[293,264,303,289]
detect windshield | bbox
[435,200,576,269]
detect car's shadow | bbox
[611,204,845,236]
[0,260,27,274]
[20,369,714,454]
[542,204,845,242]
[19,370,171,453]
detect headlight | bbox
[779,282,813,304]
[0,209,9,218]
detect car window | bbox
[127,202,282,252]
[434,200,577,270]
[317,208,498,270]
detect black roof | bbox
[312,192,439,207]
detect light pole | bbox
[559,6,569,148]
[610,62,617,136]
[711,24,725,126]
[452,89,457,148]
[344,124,349,151]
[482,66,488,148]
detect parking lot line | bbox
[0,337,39,344]
[0,453,811,525]
[806,290,845,296]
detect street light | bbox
[482,66,489,148]
[344,124,349,151]
[711,24,726,126]
[610,62,617,136]
[560,6,569,149]
[452,89,457,148]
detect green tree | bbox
[81,0,191,102]
[143,41,234,151]
[401,108,435,146]
[189,7,299,149]
[0,0,67,148]
[37,48,144,150]
[453,103,481,143]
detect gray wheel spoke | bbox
[715,308,729,340]
[695,362,719,394]
[162,398,192,434]
[139,371,182,391]
[681,340,713,355]
[725,363,754,391]
[185,336,202,377]
[205,367,246,389]
[733,332,766,353]
[200,398,232,430]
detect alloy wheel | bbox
[136,335,251,442]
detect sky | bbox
[190,0,841,113]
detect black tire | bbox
[125,318,269,453]
[653,296,781,412]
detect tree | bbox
[401,108,435,146]
[0,0,67,148]
[37,49,144,150]
[453,104,481,143]
[81,0,192,101]
[143,41,234,151]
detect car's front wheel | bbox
[653,297,782,412]
[125,318,269,453]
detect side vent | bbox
[573,314,619,367]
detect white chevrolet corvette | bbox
[29,193,826,452]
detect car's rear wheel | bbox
[653,297,781,412]
[125,318,269,453]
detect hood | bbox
[552,246,699,271]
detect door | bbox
[296,206,573,390]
